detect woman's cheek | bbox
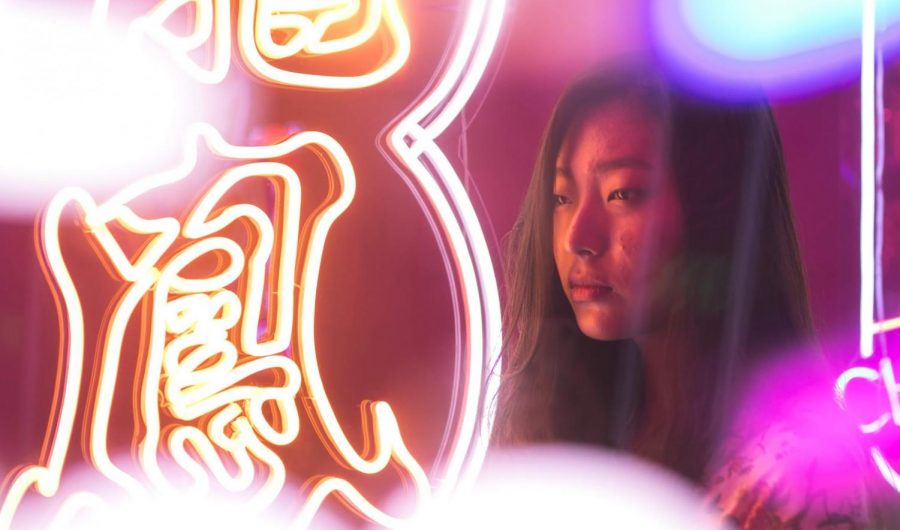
[618,217,677,299]
[615,219,647,282]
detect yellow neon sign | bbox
[1,0,506,526]
[127,0,411,87]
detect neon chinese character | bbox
[127,0,411,87]
[0,124,429,529]
[130,0,232,84]
[0,0,507,526]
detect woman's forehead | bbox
[555,99,662,175]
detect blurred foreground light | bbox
[10,463,350,530]
[42,492,285,530]
[651,0,900,98]
[405,445,727,530]
[0,4,196,218]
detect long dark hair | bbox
[491,60,815,482]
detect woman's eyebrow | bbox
[555,157,651,179]
[590,156,652,174]
[555,166,572,178]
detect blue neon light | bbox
[679,0,900,62]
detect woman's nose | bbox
[565,202,609,257]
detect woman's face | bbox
[553,97,684,341]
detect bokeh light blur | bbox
[406,446,728,530]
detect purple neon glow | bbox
[737,353,884,502]
[649,0,900,99]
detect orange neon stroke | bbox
[238,0,410,88]
[0,123,430,529]
[253,0,376,59]
[120,0,411,88]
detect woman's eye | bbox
[607,188,646,202]
[553,194,571,206]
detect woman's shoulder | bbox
[704,416,876,529]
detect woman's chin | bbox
[573,312,628,342]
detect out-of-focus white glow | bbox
[130,0,232,85]
[405,446,727,530]
[0,4,195,216]
[44,489,291,530]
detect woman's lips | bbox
[569,282,614,303]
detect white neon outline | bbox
[837,0,900,497]
[834,366,891,434]
[386,0,505,496]
[860,0,876,360]
[872,446,900,494]
[856,0,900,492]
[237,0,411,89]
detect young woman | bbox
[492,60,881,528]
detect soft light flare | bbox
[405,446,725,530]
[0,5,195,216]
[42,488,294,530]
